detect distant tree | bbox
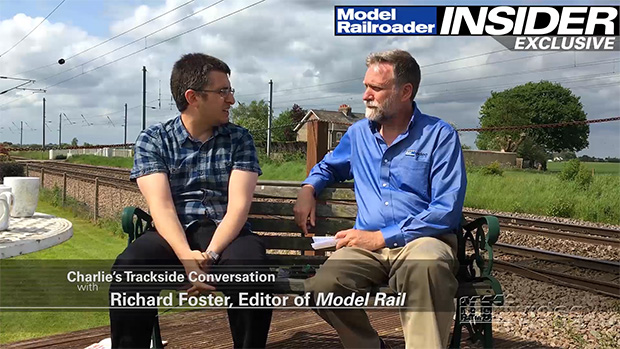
[290,104,307,124]
[272,104,307,142]
[71,138,78,146]
[230,100,269,141]
[476,81,589,166]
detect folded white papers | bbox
[311,236,340,250]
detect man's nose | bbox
[226,93,235,105]
[362,88,373,101]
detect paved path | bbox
[5,310,551,348]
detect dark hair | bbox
[170,53,231,111]
[366,49,421,101]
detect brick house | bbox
[293,104,364,149]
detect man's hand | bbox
[181,250,215,296]
[335,229,386,251]
[294,185,317,235]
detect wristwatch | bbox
[204,250,220,263]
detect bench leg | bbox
[151,316,164,349]
[449,302,462,349]
[482,323,493,349]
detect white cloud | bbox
[0,0,618,157]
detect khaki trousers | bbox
[304,234,458,349]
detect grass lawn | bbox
[547,161,620,175]
[0,200,127,345]
[66,155,133,168]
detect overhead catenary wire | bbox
[0,0,66,59]
[38,0,226,85]
[42,0,266,90]
[15,0,197,76]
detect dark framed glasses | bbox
[191,87,235,98]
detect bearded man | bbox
[294,49,467,349]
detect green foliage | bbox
[476,81,589,162]
[0,162,24,182]
[558,159,593,188]
[558,159,582,180]
[230,100,269,140]
[480,161,504,176]
[71,138,79,146]
[272,109,297,141]
[517,138,550,169]
[54,154,67,160]
[574,165,593,188]
[465,169,619,224]
[546,197,575,218]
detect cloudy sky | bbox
[0,0,618,157]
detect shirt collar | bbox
[173,115,231,147]
[367,101,420,133]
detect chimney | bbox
[338,104,352,116]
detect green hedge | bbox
[0,162,25,183]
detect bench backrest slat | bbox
[248,217,353,235]
[250,202,357,219]
[255,185,356,201]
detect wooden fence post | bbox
[40,168,45,188]
[25,163,29,177]
[62,173,67,206]
[94,178,99,222]
[306,120,329,176]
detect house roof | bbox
[294,109,365,131]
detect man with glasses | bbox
[109,53,272,348]
[294,49,466,348]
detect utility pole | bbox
[142,66,147,130]
[20,121,23,145]
[124,103,128,145]
[42,97,46,149]
[58,113,62,146]
[158,79,161,109]
[267,79,273,157]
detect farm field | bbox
[547,161,620,175]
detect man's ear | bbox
[401,83,413,102]
[184,89,199,107]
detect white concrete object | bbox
[0,212,73,258]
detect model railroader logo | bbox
[335,6,619,51]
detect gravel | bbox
[465,207,620,231]
[491,271,620,349]
[499,230,620,261]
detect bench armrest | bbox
[458,215,500,280]
[121,206,153,245]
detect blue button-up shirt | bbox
[130,116,262,227]
[303,103,466,248]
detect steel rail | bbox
[494,242,619,273]
[494,260,619,298]
[465,210,619,239]
[500,223,620,247]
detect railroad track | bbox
[493,243,619,298]
[465,210,619,239]
[21,161,620,297]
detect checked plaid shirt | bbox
[130,115,262,227]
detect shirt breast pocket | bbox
[395,159,430,197]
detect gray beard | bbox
[365,107,395,123]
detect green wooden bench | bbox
[121,180,503,349]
